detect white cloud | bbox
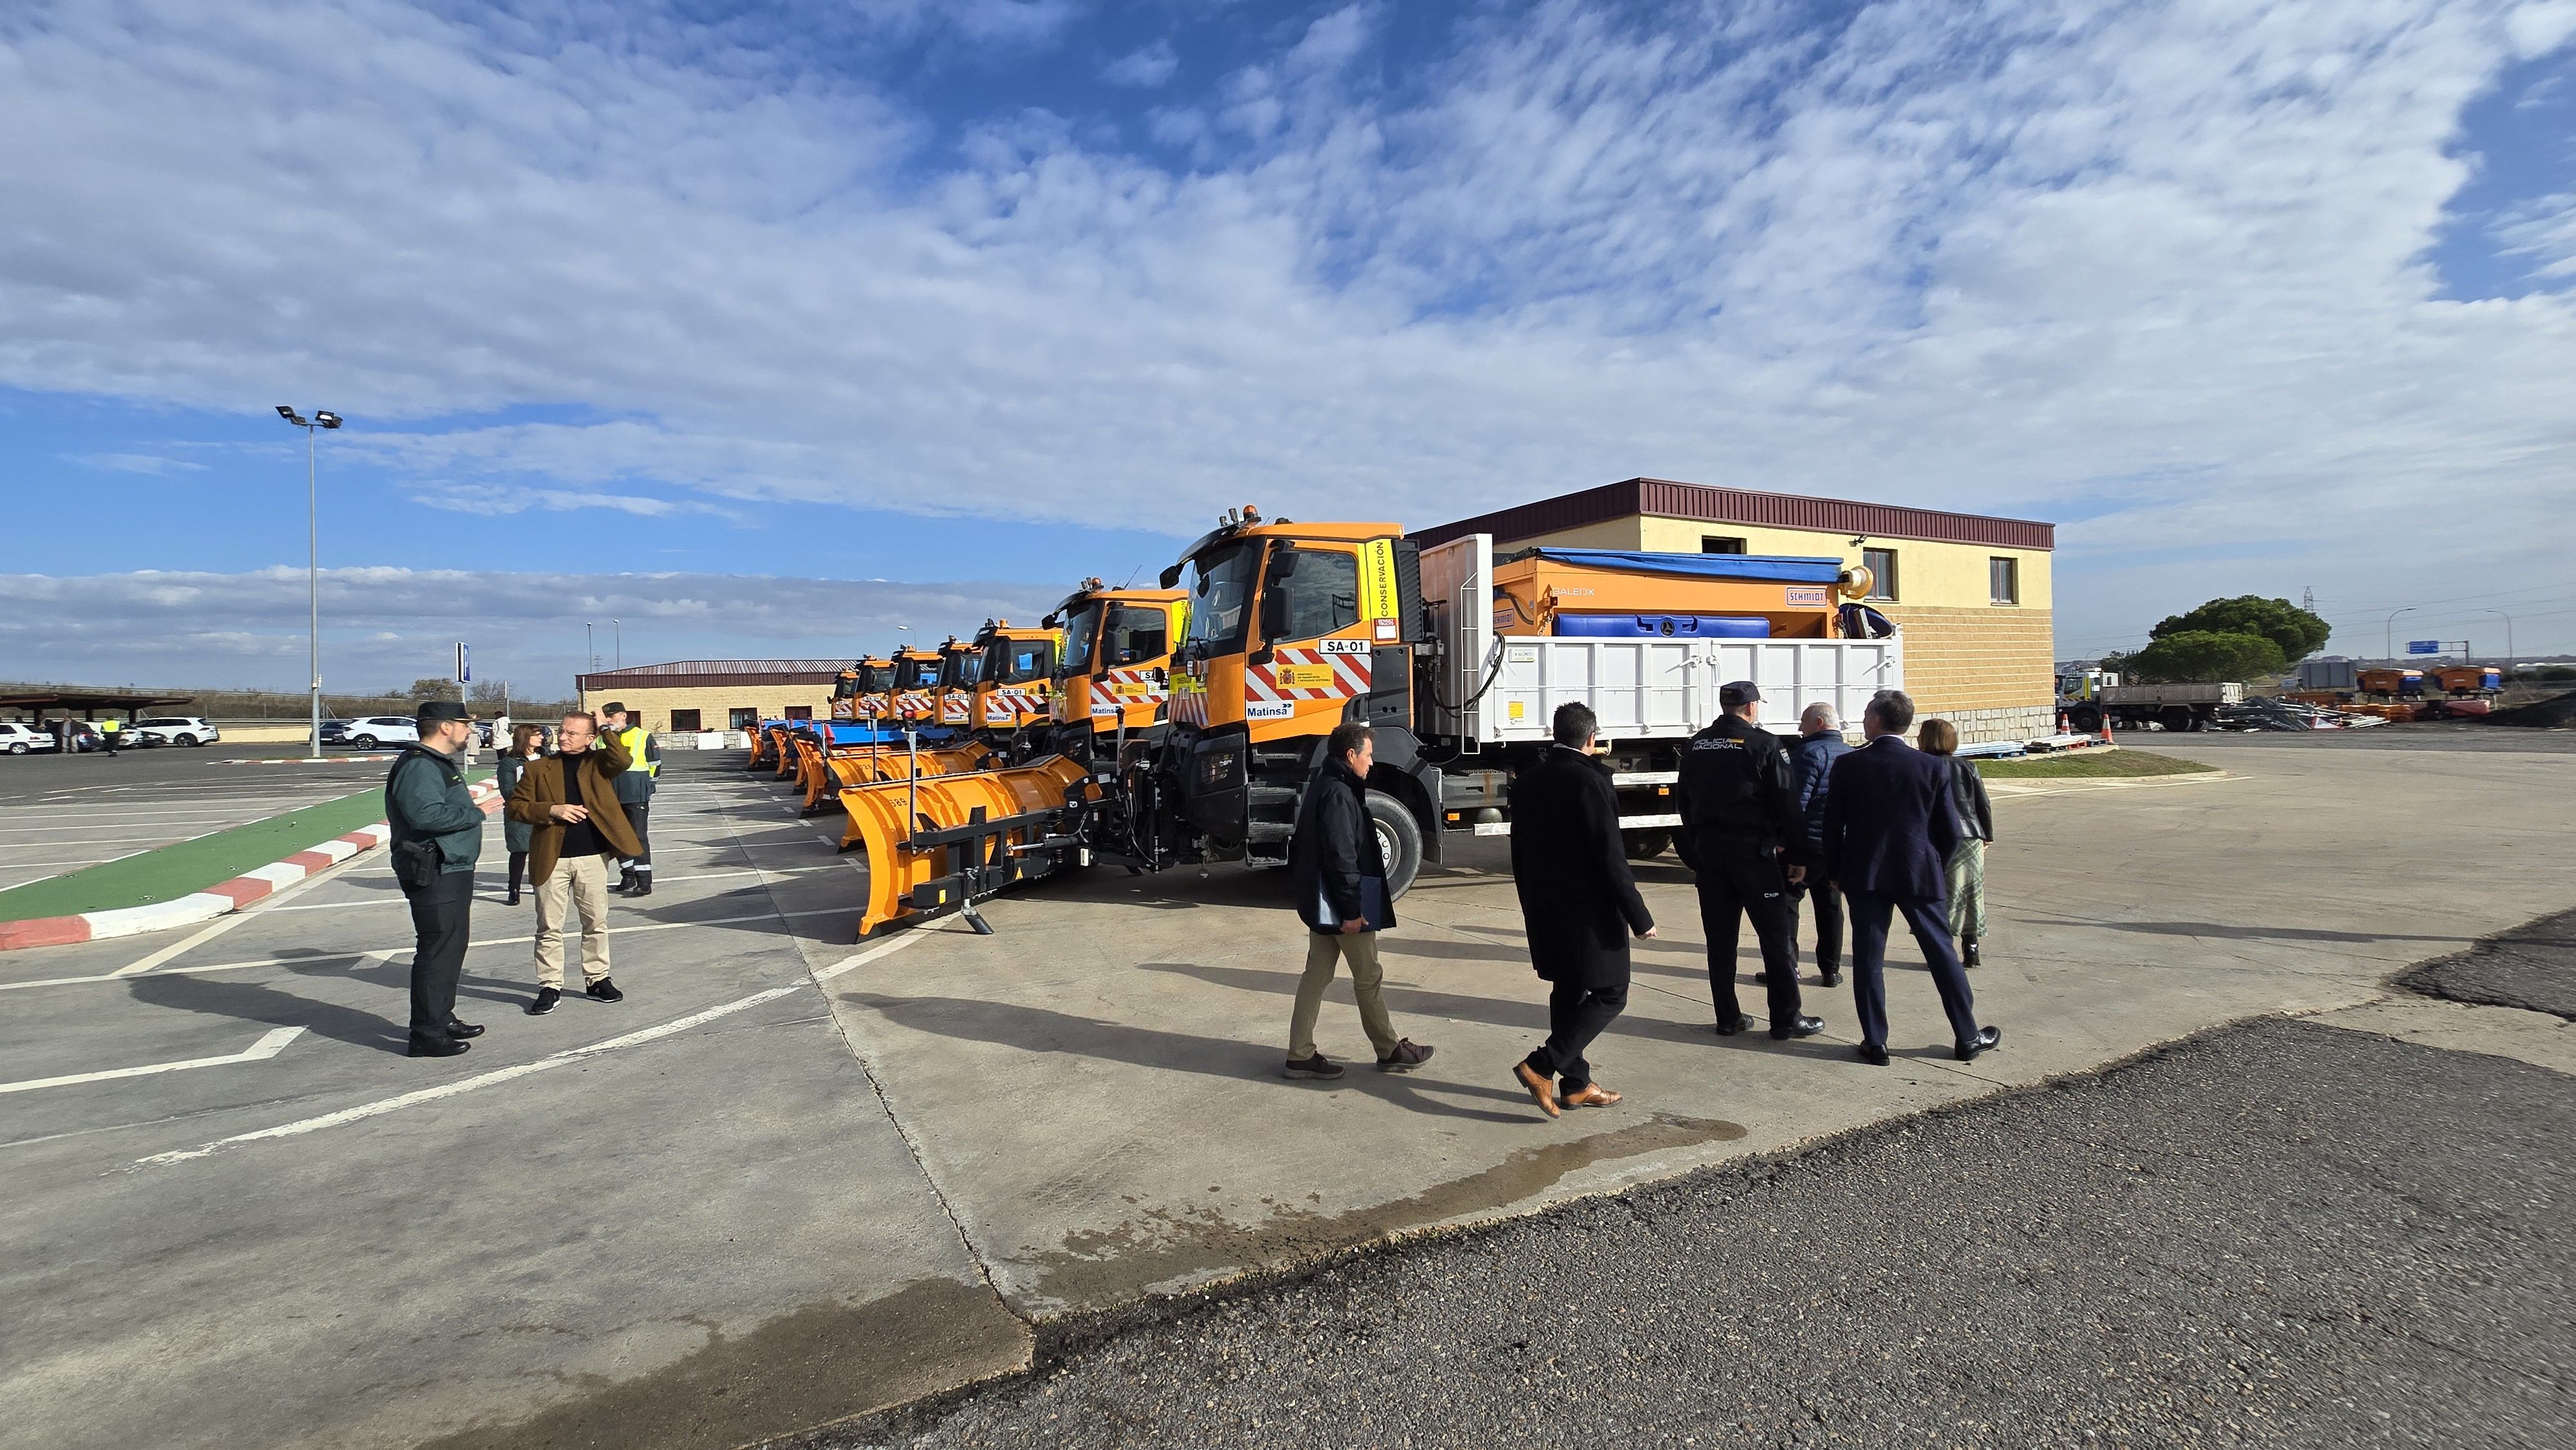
[1,1,2573,650]
[1102,39,1178,88]
[2495,190,2576,278]
[0,567,1066,692]
[64,453,209,476]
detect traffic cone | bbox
[2099,713,2116,746]
[2057,709,2069,735]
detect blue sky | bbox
[4,0,2574,694]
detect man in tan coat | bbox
[504,712,642,1015]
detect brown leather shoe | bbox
[1561,1084,1622,1109]
[1513,1061,1560,1119]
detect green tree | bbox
[2150,596,2330,662]
[406,676,460,702]
[2126,630,2286,683]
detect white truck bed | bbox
[1417,532,1903,748]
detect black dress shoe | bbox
[585,978,625,1003]
[1855,1042,1890,1067]
[527,986,561,1015]
[1712,1015,1752,1037]
[1770,1014,1825,1040]
[408,1035,471,1059]
[1962,938,1982,968]
[625,880,652,898]
[1819,969,1843,987]
[1955,1025,2002,1062]
[444,1020,486,1039]
[504,890,522,906]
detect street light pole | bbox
[614,618,621,670]
[276,407,341,758]
[2478,608,2514,674]
[2383,607,2416,663]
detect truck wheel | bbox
[2067,706,2101,735]
[1365,789,1423,901]
[2159,706,2193,733]
[1622,829,1671,860]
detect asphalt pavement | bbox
[2400,907,2576,1019]
[811,1015,2574,1450]
[0,745,390,894]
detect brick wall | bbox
[1876,603,2056,744]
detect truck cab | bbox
[1045,579,1187,765]
[932,637,983,728]
[1141,507,1441,893]
[967,619,1060,752]
[831,657,896,721]
[889,647,944,724]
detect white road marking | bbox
[0,908,853,991]
[1,1027,306,1096]
[813,923,933,982]
[133,997,798,1167]
[265,863,852,912]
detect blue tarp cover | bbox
[1522,549,1846,585]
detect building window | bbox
[1701,535,1748,554]
[728,707,757,730]
[1989,557,2020,606]
[670,709,702,732]
[784,705,813,722]
[1862,547,1899,601]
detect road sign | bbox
[2406,640,2439,655]
[455,642,471,683]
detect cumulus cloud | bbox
[1,0,2573,651]
[64,453,209,476]
[1101,39,1178,88]
[0,567,1065,692]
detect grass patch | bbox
[1973,749,2216,780]
[0,769,490,923]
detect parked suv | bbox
[128,716,222,748]
[343,715,422,749]
[0,722,60,755]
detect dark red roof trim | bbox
[1411,478,2054,551]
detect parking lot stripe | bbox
[1,1027,307,1096]
[131,994,804,1168]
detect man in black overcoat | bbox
[1509,702,1657,1118]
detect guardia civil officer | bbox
[1674,681,1824,1040]
[385,700,488,1057]
[599,701,661,896]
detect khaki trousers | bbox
[1287,929,1399,1060]
[533,851,614,988]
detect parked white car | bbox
[0,722,61,755]
[342,715,422,749]
[128,716,222,747]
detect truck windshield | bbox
[856,663,892,692]
[1103,605,1170,666]
[1059,603,1104,674]
[1182,541,1260,656]
[983,637,1052,684]
[900,658,940,690]
[940,651,985,690]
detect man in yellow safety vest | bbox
[599,702,661,896]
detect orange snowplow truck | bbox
[887,646,943,724]
[829,656,896,721]
[1041,578,1188,766]
[965,619,1061,756]
[1107,507,1443,893]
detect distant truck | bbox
[2424,664,2501,697]
[2058,669,2243,733]
[2356,668,2425,701]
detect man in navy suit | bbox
[1821,690,2003,1067]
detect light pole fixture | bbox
[2477,608,2514,673]
[276,406,342,758]
[614,618,621,671]
[2383,607,2416,663]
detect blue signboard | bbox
[455,642,471,682]
[2405,640,2439,655]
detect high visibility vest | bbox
[615,724,659,778]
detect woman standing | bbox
[1915,719,1995,966]
[497,722,549,905]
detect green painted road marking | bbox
[0,769,493,923]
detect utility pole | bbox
[2479,608,2514,674]
[614,618,621,670]
[2383,607,2416,663]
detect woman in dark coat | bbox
[497,722,548,905]
[1508,703,1656,1117]
[1916,719,1995,966]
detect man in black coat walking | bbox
[1822,690,2003,1067]
[1283,723,1434,1080]
[1509,702,1656,1118]
[1675,682,1824,1042]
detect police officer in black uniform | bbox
[1676,681,1825,1041]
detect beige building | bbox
[573,659,847,735]
[1417,478,2056,743]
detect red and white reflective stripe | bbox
[1101,667,1167,701]
[940,694,969,722]
[1169,689,1208,726]
[1247,644,1370,703]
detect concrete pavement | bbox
[1,737,2570,1448]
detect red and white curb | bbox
[225,756,381,765]
[0,780,502,953]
